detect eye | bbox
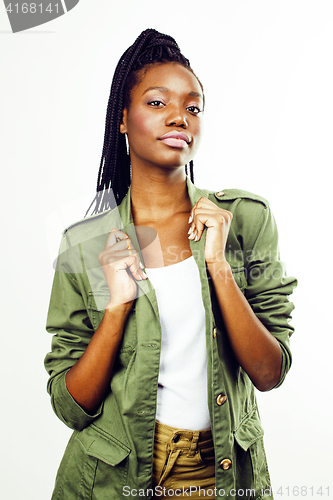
[147,100,165,108]
[187,105,202,115]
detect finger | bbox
[188,197,208,227]
[194,206,233,226]
[109,239,146,275]
[126,254,148,281]
[101,249,136,264]
[192,197,232,216]
[188,208,206,241]
[125,236,133,256]
[189,207,232,242]
[188,223,200,241]
[105,229,130,248]
[188,202,198,225]
[107,237,135,254]
[188,223,205,241]
[102,247,147,281]
[223,209,233,221]
[105,231,141,260]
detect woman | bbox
[45,29,296,499]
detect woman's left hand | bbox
[188,197,233,266]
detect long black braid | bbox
[87,29,203,216]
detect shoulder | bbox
[204,188,273,240]
[62,210,111,236]
[59,208,123,252]
[206,188,270,208]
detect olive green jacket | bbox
[45,178,297,499]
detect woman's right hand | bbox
[98,229,147,309]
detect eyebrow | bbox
[142,86,203,100]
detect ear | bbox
[120,108,128,134]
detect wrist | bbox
[207,260,233,282]
[105,299,133,311]
[104,301,133,323]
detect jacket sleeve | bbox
[242,202,297,388]
[44,234,104,430]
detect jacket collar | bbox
[185,176,209,206]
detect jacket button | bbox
[173,434,180,443]
[216,393,227,406]
[216,191,225,198]
[213,327,217,338]
[220,458,232,470]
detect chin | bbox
[157,152,193,169]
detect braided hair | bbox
[87,28,203,215]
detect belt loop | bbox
[187,430,200,457]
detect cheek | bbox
[127,108,153,139]
[192,120,204,149]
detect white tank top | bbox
[145,256,211,430]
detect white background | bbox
[0,1,332,498]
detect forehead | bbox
[133,63,203,99]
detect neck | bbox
[130,166,191,222]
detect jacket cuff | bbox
[50,370,103,431]
[274,342,292,389]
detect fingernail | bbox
[142,271,148,279]
[188,227,193,235]
[139,262,144,269]
[188,215,193,224]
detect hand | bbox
[98,229,147,308]
[188,197,233,266]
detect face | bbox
[120,63,204,173]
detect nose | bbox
[166,105,188,128]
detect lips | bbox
[159,131,190,149]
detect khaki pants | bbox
[153,421,216,499]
